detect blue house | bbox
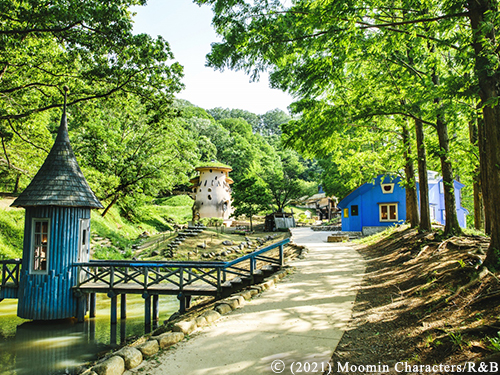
[338,172,467,235]
[7,95,103,321]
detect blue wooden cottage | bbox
[338,172,467,235]
[9,97,103,320]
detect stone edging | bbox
[80,267,295,375]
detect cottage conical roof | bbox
[11,96,104,209]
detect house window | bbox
[32,218,50,274]
[209,169,212,173]
[208,195,212,200]
[430,205,436,222]
[343,208,349,218]
[381,183,395,194]
[379,203,398,222]
[439,181,444,194]
[351,205,359,216]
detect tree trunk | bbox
[102,193,120,217]
[250,215,253,231]
[432,67,462,237]
[469,115,485,231]
[402,124,419,228]
[477,114,490,233]
[468,0,500,269]
[13,174,20,194]
[415,118,431,231]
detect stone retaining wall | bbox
[80,268,294,375]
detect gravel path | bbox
[129,228,365,375]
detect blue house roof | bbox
[338,175,400,209]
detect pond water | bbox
[0,295,178,375]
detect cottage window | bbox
[208,188,212,192]
[31,218,50,274]
[210,169,212,173]
[351,205,359,216]
[379,203,398,222]
[215,176,217,180]
[208,195,212,200]
[381,183,395,194]
[343,208,349,218]
[204,180,207,186]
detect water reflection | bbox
[0,295,178,375]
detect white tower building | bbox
[190,163,233,225]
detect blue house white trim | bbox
[337,172,468,234]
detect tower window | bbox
[31,218,50,274]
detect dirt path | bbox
[129,228,365,375]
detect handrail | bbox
[72,238,290,296]
[1,259,22,288]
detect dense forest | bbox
[0,0,494,265]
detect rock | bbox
[247,241,253,246]
[173,320,197,335]
[245,236,250,241]
[222,240,233,246]
[156,332,184,349]
[115,347,142,370]
[249,288,260,296]
[195,315,208,328]
[151,250,160,256]
[139,231,150,238]
[214,303,232,315]
[135,340,159,357]
[197,243,207,249]
[239,290,253,300]
[93,356,125,375]
[229,295,245,307]
[200,309,221,323]
[263,279,275,289]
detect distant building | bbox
[337,172,468,235]
[190,163,233,226]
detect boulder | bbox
[115,347,142,370]
[197,243,207,249]
[222,240,233,246]
[93,356,125,375]
[239,290,253,300]
[200,309,221,324]
[214,303,232,315]
[157,332,184,349]
[173,320,197,335]
[135,340,159,357]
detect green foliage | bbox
[487,332,500,352]
[0,208,24,260]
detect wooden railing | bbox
[0,259,21,288]
[74,238,290,297]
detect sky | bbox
[131,0,294,115]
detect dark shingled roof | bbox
[11,102,104,209]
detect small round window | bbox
[208,188,212,192]
[208,195,212,200]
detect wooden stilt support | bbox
[89,318,96,342]
[178,292,188,314]
[152,295,159,323]
[110,323,117,346]
[76,296,86,322]
[186,295,192,310]
[89,293,96,318]
[110,294,117,325]
[120,320,127,344]
[120,294,127,320]
[144,293,151,331]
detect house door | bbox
[78,219,91,282]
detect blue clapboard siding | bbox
[17,206,90,320]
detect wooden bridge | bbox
[1,239,290,327]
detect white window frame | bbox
[381,183,395,194]
[31,218,50,275]
[379,203,398,222]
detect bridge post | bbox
[153,295,159,324]
[120,294,127,320]
[110,294,117,324]
[144,293,151,330]
[250,257,255,283]
[89,293,96,318]
[178,292,187,314]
